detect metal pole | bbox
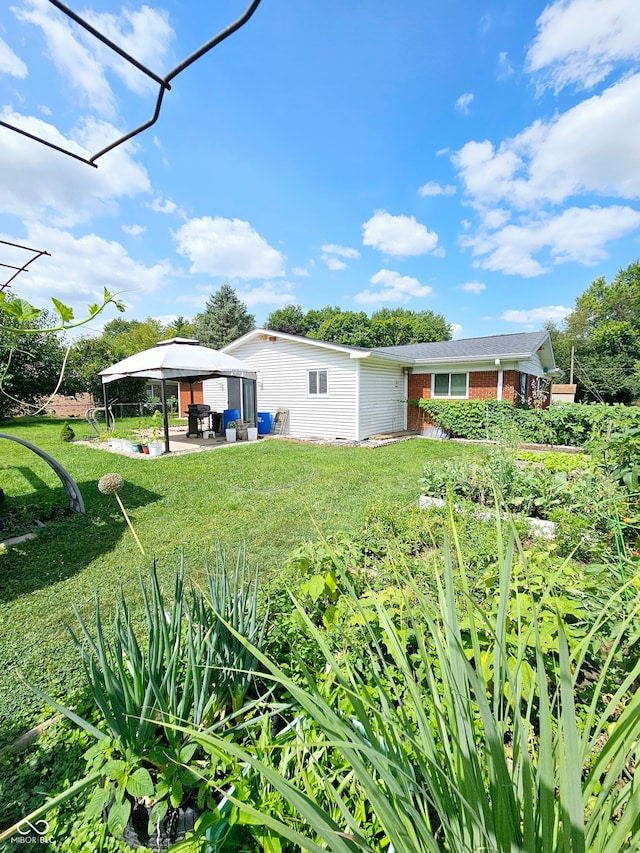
[102,383,110,430]
[569,346,575,385]
[161,379,170,454]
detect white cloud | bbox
[322,254,347,271]
[461,205,640,276]
[174,216,286,280]
[82,5,173,94]
[450,323,464,338]
[501,305,572,324]
[452,70,640,274]
[498,51,514,78]
[482,209,512,229]
[455,92,474,114]
[460,281,486,294]
[122,223,146,236]
[0,37,28,78]
[526,0,640,92]
[418,181,456,197]
[1,222,174,318]
[455,74,640,211]
[362,210,440,257]
[291,266,310,277]
[0,110,150,225]
[354,269,433,305]
[13,0,174,118]
[238,281,297,308]
[320,243,360,259]
[153,136,169,166]
[148,196,183,216]
[14,0,118,118]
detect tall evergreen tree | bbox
[193,284,255,349]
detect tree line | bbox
[548,260,640,404]
[2,264,639,419]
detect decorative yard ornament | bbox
[98,473,144,554]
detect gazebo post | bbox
[102,383,110,430]
[160,379,171,454]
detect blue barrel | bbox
[223,408,240,429]
[257,411,273,435]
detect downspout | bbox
[403,367,410,429]
[354,361,361,441]
[161,378,170,454]
[496,359,503,401]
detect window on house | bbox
[432,372,468,398]
[308,369,328,395]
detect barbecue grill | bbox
[187,403,211,437]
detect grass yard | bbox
[0,417,484,745]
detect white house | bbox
[202,329,557,442]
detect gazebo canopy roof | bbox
[99,338,257,385]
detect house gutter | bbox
[406,351,536,365]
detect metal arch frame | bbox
[0,239,51,293]
[0,432,85,513]
[0,0,264,168]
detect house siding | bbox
[358,360,406,439]
[200,330,555,440]
[203,337,359,440]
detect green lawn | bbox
[0,418,484,745]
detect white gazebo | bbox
[99,338,257,453]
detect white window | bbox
[308,369,328,395]
[432,372,468,398]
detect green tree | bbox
[312,310,373,347]
[62,318,168,402]
[550,261,640,403]
[369,307,451,346]
[193,284,255,349]
[166,316,196,339]
[265,304,306,336]
[0,286,125,417]
[0,299,65,420]
[303,306,344,337]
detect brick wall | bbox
[502,370,519,403]
[406,368,548,428]
[47,393,94,418]
[468,370,498,400]
[407,374,431,429]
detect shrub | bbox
[60,422,75,442]
[419,399,640,448]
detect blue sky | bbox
[1,0,639,340]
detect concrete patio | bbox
[80,426,259,457]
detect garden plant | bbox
[0,414,639,850]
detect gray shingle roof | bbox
[374,330,549,361]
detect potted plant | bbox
[247,422,258,442]
[26,552,268,851]
[225,421,237,442]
